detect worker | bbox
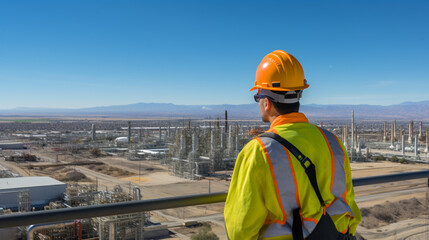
[224,50,361,239]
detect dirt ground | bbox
[360,197,427,229]
[2,148,429,239]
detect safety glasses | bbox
[254,94,273,103]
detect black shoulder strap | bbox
[259,132,325,207]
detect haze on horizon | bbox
[1,1,428,109]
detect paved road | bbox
[74,166,131,186]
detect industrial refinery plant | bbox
[0,111,428,239]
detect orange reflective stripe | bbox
[256,137,287,224]
[342,189,348,205]
[272,129,301,209]
[302,217,318,224]
[326,197,338,208]
[265,219,287,225]
[334,134,349,205]
[316,127,335,192]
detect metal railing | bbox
[1,170,429,229]
[352,170,429,186]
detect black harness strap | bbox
[292,208,303,240]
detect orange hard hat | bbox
[250,50,309,91]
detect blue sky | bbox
[0,0,428,109]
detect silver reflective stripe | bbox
[258,137,295,238]
[319,128,354,217]
[328,198,353,217]
[302,220,316,236]
[261,223,292,238]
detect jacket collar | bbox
[269,112,308,131]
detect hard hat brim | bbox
[249,84,309,92]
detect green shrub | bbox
[191,224,219,240]
[90,148,102,157]
[371,155,385,161]
[399,158,407,164]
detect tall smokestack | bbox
[354,126,357,149]
[228,125,233,151]
[393,120,397,141]
[426,128,429,153]
[91,124,96,141]
[390,122,394,145]
[402,135,405,155]
[220,131,225,149]
[419,121,423,141]
[383,122,387,142]
[342,126,345,144]
[399,126,403,142]
[408,120,413,143]
[415,135,418,156]
[168,122,171,138]
[210,131,215,152]
[225,110,228,133]
[192,133,198,153]
[128,121,131,143]
[344,126,349,150]
[180,130,185,150]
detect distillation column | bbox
[399,127,403,143]
[408,120,413,144]
[228,125,233,155]
[210,131,215,153]
[414,135,418,156]
[192,133,198,153]
[393,120,397,141]
[225,110,228,133]
[168,122,171,138]
[383,122,387,142]
[425,128,429,153]
[92,124,96,141]
[128,121,131,143]
[189,133,199,179]
[220,131,225,149]
[344,126,349,150]
[139,128,143,142]
[419,121,423,141]
[354,126,357,149]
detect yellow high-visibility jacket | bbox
[224,112,361,240]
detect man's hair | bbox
[270,91,300,115]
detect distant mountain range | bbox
[1,101,429,120]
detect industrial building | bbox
[0,176,66,211]
[0,142,26,150]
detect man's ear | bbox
[264,98,271,112]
